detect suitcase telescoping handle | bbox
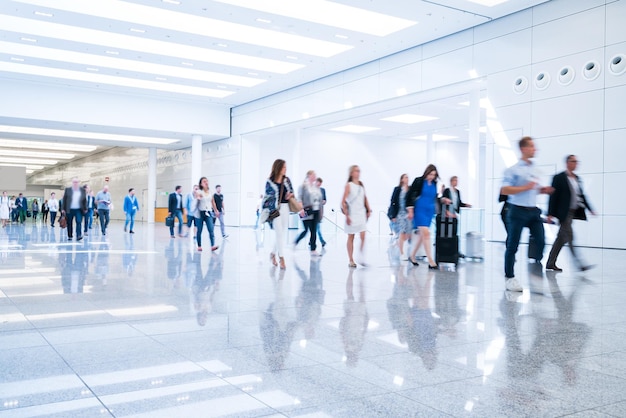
[439,204,456,238]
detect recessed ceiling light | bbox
[0,139,97,152]
[34,11,53,17]
[181,61,193,66]
[381,114,438,124]
[217,85,227,89]
[344,101,353,109]
[0,61,234,98]
[331,125,380,134]
[0,41,264,87]
[411,134,458,141]
[214,0,417,36]
[0,126,179,145]
[162,0,181,4]
[466,0,508,6]
[286,55,298,60]
[302,112,310,119]
[13,0,352,58]
[0,149,75,159]
[0,15,303,74]
[10,57,24,61]
[0,163,45,170]
[155,76,167,81]
[105,50,119,55]
[0,157,58,165]
[216,43,228,48]
[255,18,272,23]
[20,37,37,43]
[86,67,99,71]
[396,87,407,96]
[247,72,258,76]
[129,28,146,33]
[335,34,349,39]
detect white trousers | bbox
[273,203,289,257]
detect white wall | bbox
[231,0,626,249]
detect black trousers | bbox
[295,211,320,251]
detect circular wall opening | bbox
[609,54,626,76]
[534,71,550,90]
[582,60,601,80]
[558,65,575,85]
[512,76,528,94]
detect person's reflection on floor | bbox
[95,242,110,286]
[61,250,88,294]
[192,253,222,326]
[340,269,369,368]
[123,233,137,277]
[295,258,325,340]
[260,266,297,372]
[407,269,438,370]
[165,239,182,287]
[39,222,49,242]
[387,266,411,346]
[434,271,462,339]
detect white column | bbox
[191,135,202,188]
[426,132,434,163]
[147,147,157,224]
[467,89,481,205]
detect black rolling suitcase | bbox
[436,206,459,265]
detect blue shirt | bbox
[95,191,111,210]
[502,159,541,207]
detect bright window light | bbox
[215,0,417,36]
[0,15,303,74]
[331,125,380,134]
[14,0,352,58]
[0,126,179,146]
[0,149,75,159]
[381,114,438,124]
[466,0,509,6]
[0,157,58,165]
[412,134,458,141]
[0,139,97,152]
[0,61,234,99]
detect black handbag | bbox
[267,183,284,223]
[165,216,174,227]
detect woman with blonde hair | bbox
[294,170,323,256]
[342,165,372,268]
[263,159,295,269]
[195,176,219,252]
[388,174,411,260]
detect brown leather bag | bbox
[59,214,67,229]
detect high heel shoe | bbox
[270,253,278,266]
[428,264,439,270]
[279,257,286,270]
[409,257,419,266]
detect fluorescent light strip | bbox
[412,134,458,141]
[331,125,380,134]
[466,0,509,6]
[0,157,57,165]
[14,0,352,58]
[215,0,417,36]
[0,163,45,170]
[5,37,253,91]
[0,139,97,152]
[0,61,234,99]
[381,114,438,124]
[0,15,303,74]
[0,125,178,146]
[0,149,75,159]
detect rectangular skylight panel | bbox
[0,157,58,165]
[0,149,75,159]
[0,126,178,146]
[381,114,438,124]
[14,0,353,58]
[0,61,234,99]
[331,125,380,134]
[0,15,303,74]
[0,139,97,152]
[0,41,265,87]
[215,0,417,36]
[466,0,509,6]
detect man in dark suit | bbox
[15,193,28,224]
[83,185,95,236]
[442,176,472,216]
[62,177,87,241]
[546,155,596,272]
[168,185,184,238]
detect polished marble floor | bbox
[1,220,625,417]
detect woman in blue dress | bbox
[406,164,451,269]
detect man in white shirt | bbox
[48,192,59,227]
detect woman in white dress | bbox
[0,191,10,227]
[342,165,372,268]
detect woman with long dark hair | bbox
[264,159,294,269]
[406,164,451,268]
[342,165,372,268]
[195,177,219,252]
[388,174,411,260]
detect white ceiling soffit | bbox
[0,0,549,105]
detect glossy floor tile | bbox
[0,221,625,417]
